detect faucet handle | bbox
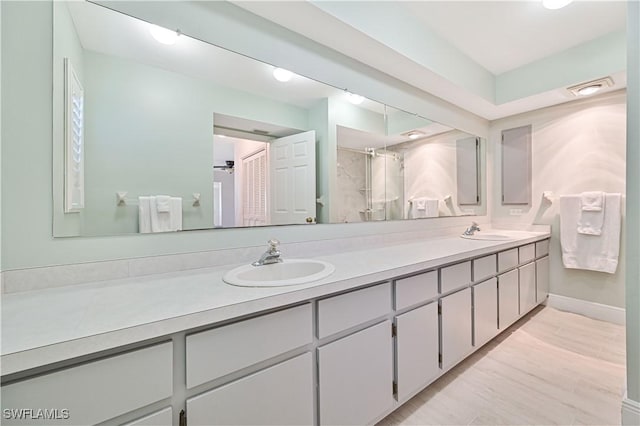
[267,239,280,249]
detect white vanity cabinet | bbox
[1,236,552,426]
[395,302,439,401]
[318,320,394,425]
[473,277,498,347]
[187,353,314,426]
[440,287,473,370]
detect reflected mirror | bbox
[384,107,485,219]
[333,106,485,223]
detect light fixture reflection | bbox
[273,68,293,82]
[149,25,179,45]
[346,92,365,105]
[542,0,573,10]
[577,85,602,96]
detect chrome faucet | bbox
[252,239,283,266]
[463,222,481,236]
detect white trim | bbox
[546,293,626,325]
[622,398,640,426]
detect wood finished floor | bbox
[378,306,626,426]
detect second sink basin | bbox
[223,259,335,287]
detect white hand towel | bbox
[138,196,152,233]
[580,191,604,211]
[577,191,606,235]
[425,199,439,218]
[560,193,621,274]
[155,195,171,213]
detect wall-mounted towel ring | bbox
[192,193,201,207]
[542,191,554,205]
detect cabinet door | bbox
[123,408,172,426]
[0,343,172,426]
[440,288,472,371]
[318,321,393,425]
[396,303,439,401]
[536,256,550,303]
[473,278,498,347]
[498,269,519,329]
[187,353,313,426]
[519,262,537,314]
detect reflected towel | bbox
[155,195,171,213]
[138,196,152,233]
[560,193,621,274]
[410,198,439,219]
[150,196,182,232]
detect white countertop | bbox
[0,230,549,375]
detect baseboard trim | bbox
[546,294,626,325]
[622,398,640,426]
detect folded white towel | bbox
[138,196,152,233]
[577,191,606,235]
[560,193,621,274]
[155,195,171,213]
[580,191,604,211]
[415,198,427,211]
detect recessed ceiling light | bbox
[404,130,426,140]
[345,92,365,105]
[273,68,293,82]
[567,77,614,97]
[149,25,180,45]
[542,0,573,10]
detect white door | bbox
[318,321,393,425]
[440,288,472,371]
[519,262,537,314]
[498,269,519,330]
[473,278,498,347]
[396,302,439,401]
[187,353,313,426]
[241,149,267,226]
[269,131,316,225]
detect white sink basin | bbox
[461,233,515,241]
[223,259,335,287]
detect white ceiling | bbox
[403,1,627,75]
[233,0,627,120]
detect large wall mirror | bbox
[52,1,485,237]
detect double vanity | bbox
[1,229,550,426]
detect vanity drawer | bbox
[473,254,497,282]
[440,261,471,294]
[498,248,519,272]
[318,282,391,339]
[519,243,536,264]
[395,270,438,310]
[536,239,550,257]
[186,303,312,388]
[0,343,172,426]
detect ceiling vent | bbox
[567,77,614,97]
